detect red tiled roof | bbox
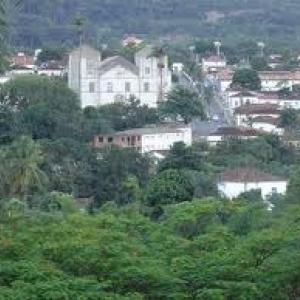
[219,168,285,182]
[234,104,280,115]
[251,116,280,126]
[203,55,226,63]
[230,91,257,98]
[210,126,264,137]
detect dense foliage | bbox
[1,196,300,299]
[6,0,300,48]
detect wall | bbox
[218,181,287,199]
[141,128,192,153]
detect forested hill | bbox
[9,0,300,48]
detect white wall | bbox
[141,127,192,153]
[252,122,283,135]
[218,181,287,199]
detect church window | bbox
[144,82,150,92]
[89,82,95,93]
[125,82,131,92]
[107,82,113,92]
[145,67,151,75]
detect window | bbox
[107,82,113,92]
[108,137,113,143]
[145,67,151,75]
[98,136,104,143]
[271,187,278,195]
[125,82,131,92]
[144,82,150,92]
[89,82,95,93]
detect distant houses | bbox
[201,55,227,74]
[201,126,264,146]
[93,124,192,155]
[217,68,300,92]
[217,168,288,200]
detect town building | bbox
[68,44,172,108]
[93,124,192,154]
[251,116,283,135]
[172,63,184,73]
[217,68,300,92]
[268,54,283,69]
[226,90,300,114]
[37,61,65,77]
[9,52,35,69]
[202,55,227,74]
[217,168,287,200]
[234,104,281,127]
[203,126,264,146]
[122,35,144,47]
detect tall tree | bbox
[159,86,205,124]
[231,68,261,91]
[0,136,48,199]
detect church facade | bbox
[68,45,172,108]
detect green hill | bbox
[9,0,300,48]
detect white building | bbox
[68,44,172,108]
[204,126,264,146]
[251,116,283,135]
[93,124,192,154]
[226,90,300,114]
[234,104,281,127]
[202,55,227,73]
[217,168,287,200]
[218,68,300,92]
[172,63,184,73]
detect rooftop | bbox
[210,126,264,137]
[234,104,281,115]
[99,55,139,76]
[219,168,286,183]
[230,91,257,98]
[203,55,226,63]
[99,125,190,137]
[251,116,280,126]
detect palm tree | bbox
[151,46,166,103]
[0,136,48,199]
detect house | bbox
[37,61,65,77]
[9,52,35,69]
[93,124,192,154]
[259,70,300,91]
[226,90,300,114]
[122,35,144,47]
[268,54,283,69]
[234,104,281,127]
[68,44,172,108]
[204,126,264,146]
[227,91,258,111]
[251,116,283,135]
[202,55,227,74]
[217,68,300,92]
[217,168,287,200]
[172,63,184,73]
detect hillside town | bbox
[2,39,300,202]
[3,1,300,298]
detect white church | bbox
[68,45,172,108]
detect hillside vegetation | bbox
[9,0,300,48]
